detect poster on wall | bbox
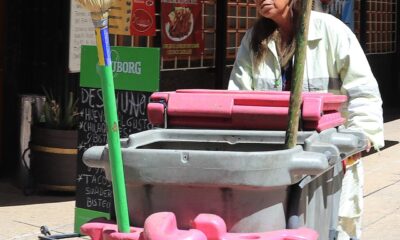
[68,0,96,73]
[109,0,156,36]
[317,0,354,31]
[161,0,204,58]
[131,0,156,36]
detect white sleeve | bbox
[335,27,384,149]
[228,30,254,90]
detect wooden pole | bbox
[285,0,313,149]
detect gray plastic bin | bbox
[83,126,366,237]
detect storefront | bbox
[74,0,398,96]
[0,0,5,175]
[1,0,399,181]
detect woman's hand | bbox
[366,140,372,152]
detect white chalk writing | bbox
[77,88,153,210]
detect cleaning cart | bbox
[81,89,367,240]
[75,1,367,239]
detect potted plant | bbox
[29,88,79,192]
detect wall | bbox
[3,0,71,177]
[397,0,400,107]
[0,0,5,175]
[368,53,398,108]
[161,69,216,90]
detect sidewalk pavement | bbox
[1,112,399,240]
[0,184,78,239]
[362,111,400,239]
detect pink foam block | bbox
[193,214,319,240]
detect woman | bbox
[228,0,384,239]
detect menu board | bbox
[76,88,153,213]
[74,46,159,232]
[68,0,96,73]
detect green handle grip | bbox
[97,65,130,233]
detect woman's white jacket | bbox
[229,11,384,149]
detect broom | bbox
[76,0,130,233]
[285,0,313,149]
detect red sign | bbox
[131,0,156,36]
[161,0,203,58]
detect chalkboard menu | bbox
[76,88,152,212]
[74,46,159,232]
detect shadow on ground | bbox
[0,179,75,207]
[362,140,400,157]
[384,108,400,123]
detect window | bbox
[364,0,397,54]
[226,1,258,65]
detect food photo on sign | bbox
[166,6,193,41]
[161,0,204,58]
[131,0,156,36]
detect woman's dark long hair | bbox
[251,0,300,67]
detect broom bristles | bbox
[76,0,114,20]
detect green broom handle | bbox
[285,0,313,149]
[94,19,130,233]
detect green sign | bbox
[74,207,110,233]
[80,46,160,92]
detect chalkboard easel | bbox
[74,46,160,232]
[75,88,153,230]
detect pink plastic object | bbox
[80,213,206,240]
[193,214,319,240]
[142,212,207,240]
[148,90,346,131]
[81,213,318,240]
[303,112,345,132]
[147,103,165,126]
[80,218,143,240]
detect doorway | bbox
[0,0,5,174]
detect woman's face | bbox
[254,0,291,22]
